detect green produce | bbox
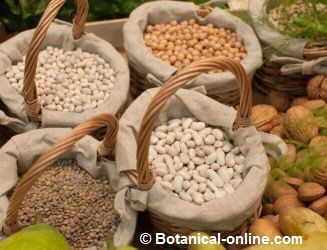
[245,232,327,249]
[0,224,70,250]
[279,207,327,237]
[188,232,225,250]
[0,0,214,33]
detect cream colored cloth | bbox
[123,0,262,96]
[114,88,287,247]
[0,22,129,133]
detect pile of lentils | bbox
[18,160,120,249]
[5,46,116,113]
[268,0,327,34]
[149,118,247,205]
[144,19,247,70]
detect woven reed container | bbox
[0,0,129,133]
[124,0,262,106]
[113,58,291,248]
[249,0,327,97]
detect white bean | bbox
[216,149,226,165]
[204,190,215,201]
[212,129,224,140]
[206,152,217,164]
[226,153,235,167]
[179,192,192,202]
[173,176,183,193]
[193,172,207,183]
[218,167,232,183]
[208,169,224,188]
[191,192,204,205]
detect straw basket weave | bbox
[125,0,263,106]
[0,0,129,132]
[3,113,130,235]
[133,58,261,237]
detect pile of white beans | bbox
[5,46,116,113]
[149,118,246,205]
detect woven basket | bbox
[133,58,261,238]
[3,113,137,237]
[125,1,263,106]
[249,0,327,97]
[0,0,129,132]
[20,0,89,123]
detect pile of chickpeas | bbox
[144,19,247,69]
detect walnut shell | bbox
[251,104,278,132]
[268,91,290,112]
[307,75,327,101]
[284,105,319,143]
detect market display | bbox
[124,0,262,104]
[1,0,327,250]
[0,0,129,133]
[249,0,327,97]
[6,46,116,113]
[150,118,246,205]
[144,20,246,69]
[18,160,119,249]
[115,58,287,245]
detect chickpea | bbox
[144,19,247,70]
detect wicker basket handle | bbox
[136,58,252,190]
[23,0,89,122]
[4,113,118,234]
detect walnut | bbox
[307,75,327,101]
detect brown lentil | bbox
[17,160,120,250]
[144,19,247,70]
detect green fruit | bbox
[188,232,225,250]
[0,224,70,250]
[280,207,327,237]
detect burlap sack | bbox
[114,87,287,246]
[0,21,129,133]
[123,0,262,97]
[0,126,128,249]
[249,0,327,76]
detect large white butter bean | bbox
[191,122,206,131]
[218,167,232,183]
[212,129,224,140]
[150,117,247,206]
[226,153,235,167]
[173,176,183,193]
[206,152,217,164]
[216,149,226,165]
[204,190,215,201]
[208,169,224,188]
[182,118,193,129]
[191,192,204,205]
